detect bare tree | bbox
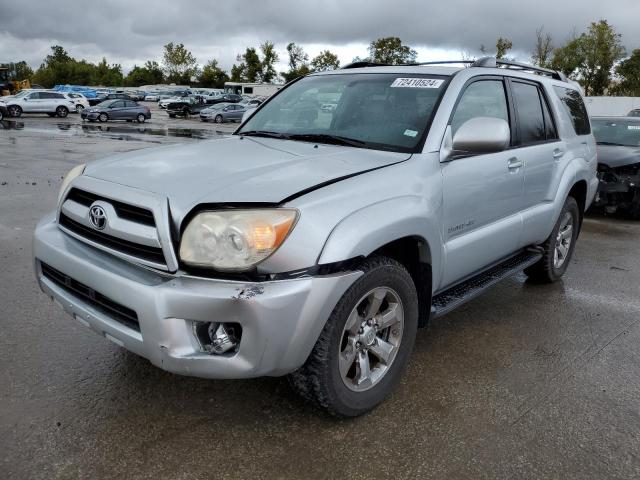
[532,27,554,68]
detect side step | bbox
[430,249,543,319]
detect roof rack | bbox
[341,56,567,82]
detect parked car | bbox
[4,90,76,118]
[144,92,160,102]
[158,90,191,102]
[591,116,640,217]
[80,99,151,123]
[166,96,209,117]
[0,102,7,121]
[199,102,247,123]
[206,93,243,105]
[240,98,263,109]
[627,109,640,118]
[159,93,190,109]
[34,57,597,417]
[64,92,90,113]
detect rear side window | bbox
[124,100,137,107]
[451,80,509,137]
[27,92,40,99]
[511,82,545,145]
[553,86,591,135]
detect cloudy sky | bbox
[0,0,638,76]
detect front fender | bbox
[318,195,442,290]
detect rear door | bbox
[440,76,525,287]
[506,79,563,245]
[123,100,138,119]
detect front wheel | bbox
[525,196,580,283]
[289,256,418,417]
[98,113,108,123]
[56,106,68,118]
[214,114,223,123]
[7,105,21,118]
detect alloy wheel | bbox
[554,211,573,269]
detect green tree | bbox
[162,42,199,84]
[311,50,340,71]
[232,47,262,82]
[552,20,625,95]
[281,42,310,82]
[198,59,229,88]
[495,37,513,59]
[92,58,123,86]
[368,37,417,64]
[532,27,554,68]
[13,61,34,80]
[612,49,640,96]
[125,61,164,86]
[259,41,279,83]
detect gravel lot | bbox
[1,108,639,479]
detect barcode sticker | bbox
[390,78,444,88]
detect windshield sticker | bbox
[627,125,640,130]
[404,129,419,137]
[391,78,444,88]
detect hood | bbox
[84,136,410,221]
[597,144,640,169]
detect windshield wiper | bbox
[286,133,366,148]
[239,130,287,139]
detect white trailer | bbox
[224,82,282,97]
[584,96,640,116]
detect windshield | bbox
[13,90,30,98]
[592,118,640,147]
[237,73,447,152]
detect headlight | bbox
[58,164,85,202]
[179,209,298,271]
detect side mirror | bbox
[452,117,510,155]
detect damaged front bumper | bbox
[33,213,361,378]
[594,166,640,215]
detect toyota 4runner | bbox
[33,57,598,417]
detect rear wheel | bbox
[7,105,21,118]
[289,256,418,417]
[525,196,580,283]
[183,107,190,117]
[56,106,68,118]
[136,114,145,123]
[98,113,108,123]
[75,105,84,113]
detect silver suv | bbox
[33,58,598,417]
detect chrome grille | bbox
[58,187,172,271]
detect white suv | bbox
[5,90,76,118]
[64,93,90,113]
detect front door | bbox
[440,77,525,288]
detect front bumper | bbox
[81,111,100,120]
[33,213,360,378]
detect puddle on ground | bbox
[0,120,226,141]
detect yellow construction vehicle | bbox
[0,66,31,95]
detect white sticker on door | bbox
[390,78,444,88]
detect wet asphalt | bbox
[1,107,639,479]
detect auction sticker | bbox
[391,78,444,88]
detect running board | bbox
[430,249,543,319]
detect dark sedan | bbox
[166,96,209,117]
[81,99,151,123]
[591,116,640,217]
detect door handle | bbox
[553,148,565,159]
[507,158,523,170]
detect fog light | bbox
[193,321,242,355]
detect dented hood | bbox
[84,136,410,220]
[597,144,640,169]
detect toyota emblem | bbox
[89,205,107,230]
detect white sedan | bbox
[64,93,90,113]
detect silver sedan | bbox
[199,103,247,123]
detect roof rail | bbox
[471,56,567,81]
[340,56,567,82]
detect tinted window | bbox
[124,100,137,107]
[553,86,591,135]
[451,80,509,137]
[27,92,40,99]
[512,82,545,145]
[540,92,558,140]
[244,87,254,94]
[111,101,124,108]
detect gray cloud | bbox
[0,0,638,73]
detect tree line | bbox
[2,19,639,96]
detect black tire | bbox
[0,110,3,121]
[47,113,56,117]
[168,113,176,118]
[215,114,223,124]
[56,106,68,118]
[137,114,145,123]
[183,107,189,117]
[288,256,418,417]
[7,105,21,118]
[98,113,108,123]
[525,196,580,283]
